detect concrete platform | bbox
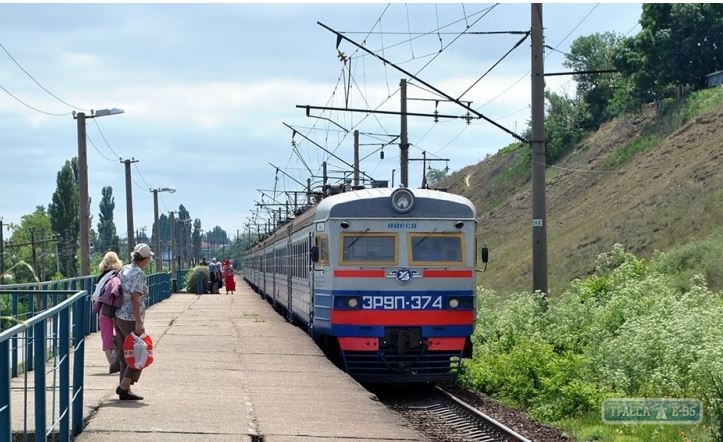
[70,280,426,441]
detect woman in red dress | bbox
[223,259,236,294]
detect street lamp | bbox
[151,187,176,272]
[74,108,125,276]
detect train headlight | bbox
[391,188,415,213]
[347,297,359,308]
[448,298,460,309]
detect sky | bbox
[0,2,643,245]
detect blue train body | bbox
[243,187,482,383]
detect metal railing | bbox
[0,288,86,442]
[0,271,175,441]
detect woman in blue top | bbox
[114,243,153,401]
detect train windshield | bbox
[410,234,463,263]
[341,234,395,263]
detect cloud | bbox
[98,78,333,131]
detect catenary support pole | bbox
[531,3,548,295]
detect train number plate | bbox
[361,295,443,310]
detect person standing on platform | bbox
[114,243,154,401]
[223,259,236,294]
[91,251,122,374]
[208,257,221,294]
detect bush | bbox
[466,243,723,434]
[185,266,209,294]
[653,228,723,293]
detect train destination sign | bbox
[602,398,702,424]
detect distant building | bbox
[706,70,723,87]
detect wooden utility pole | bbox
[531,3,548,295]
[75,112,91,276]
[170,211,176,277]
[121,158,139,259]
[400,79,409,187]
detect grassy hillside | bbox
[442,90,723,295]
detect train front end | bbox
[311,187,479,383]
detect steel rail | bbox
[436,386,532,442]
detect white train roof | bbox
[314,187,476,221]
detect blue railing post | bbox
[26,326,34,374]
[33,321,46,442]
[0,339,10,442]
[72,295,85,436]
[11,296,18,378]
[82,278,92,336]
[59,308,70,442]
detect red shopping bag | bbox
[123,333,154,369]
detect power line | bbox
[86,134,117,162]
[550,3,599,49]
[0,40,88,111]
[132,162,152,191]
[92,119,122,159]
[0,82,70,116]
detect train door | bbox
[261,253,266,297]
[307,232,315,336]
[286,230,293,322]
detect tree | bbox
[176,205,193,267]
[206,226,227,246]
[426,168,448,187]
[192,219,202,263]
[4,207,58,283]
[544,90,587,164]
[564,32,624,128]
[48,159,79,277]
[96,186,119,254]
[615,4,723,103]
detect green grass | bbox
[679,87,723,122]
[558,411,717,442]
[653,228,723,293]
[603,133,659,168]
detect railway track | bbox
[376,385,531,442]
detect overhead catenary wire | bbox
[480,3,605,110]
[286,5,529,201]
[281,4,633,209]
[289,4,504,193]
[322,21,526,142]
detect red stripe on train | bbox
[334,269,386,278]
[338,337,465,352]
[422,269,474,278]
[338,337,379,351]
[427,337,466,351]
[332,309,473,325]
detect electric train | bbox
[243,186,487,383]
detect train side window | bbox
[410,234,463,264]
[340,233,396,264]
[316,235,329,265]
